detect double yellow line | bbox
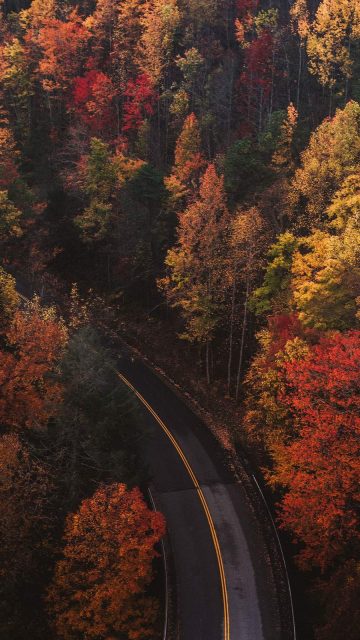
[118,371,230,640]
[17,284,230,637]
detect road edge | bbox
[117,336,296,640]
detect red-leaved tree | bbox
[273,331,360,571]
[237,29,275,135]
[71,67,117,134]
[122,73,157,133]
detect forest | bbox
[0,0,359,639]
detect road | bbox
[11,273,292,638]
[13,272,291,640]
[118,354,287,640]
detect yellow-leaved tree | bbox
[291,224,360,330]
[290,100,360,226]
[307,0,360,98]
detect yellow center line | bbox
[118,371,230,640]
[17,286,229,636]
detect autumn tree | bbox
[0,188,22,242]
[175,112,203,178]
[85,0,119,62]
[290,100,360,226]
[291,224,360,330]
[113,0,144,89]
[250,232,299,316]
[174,47,205,118]
[25,0,59,31]
[236,5,279,135]
[290,0,309,108]
[122,73,157,135]
[238,29,275,134]
[0,37,34,138]
[74,137,117,243]
[0,298,67,431]
[0,266,19,329]
[165,112,205,205]
[327,171,360,230]
[271,103,298,174]
[307,0,360,103]
[161,164,230,383]
[36,10,90,97]
[139,0,181,85]
[243,313,311,453]
[72,137,167,291]
[47,483,166,640]
[252,207,360,331]
[71,68,117,135]
[0,124,20,189]
[272,331,360,572]
[180,0,230,54]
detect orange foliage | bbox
[176,163,230,280]
[173,112,205,187]
[47,483,166,640]
[0,299,67,430]
[36,11,90,94]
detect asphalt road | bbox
[118,353,285,640]
[12,273,291,640]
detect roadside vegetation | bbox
[0,1,359,638]
[0,279,165,639]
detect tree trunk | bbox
[116,100,121,137]
[269,47,276,116]
[329,85,333,117]
[258,87,264,134]
[227,55,235,147]
[205,341,211,385]
[296,42,302,110]
[227,277,236,396]
[247,71,253,121]
[235,277,250,403]
[345,40,351,105]
[157,98,161,165]
[69,409,80,507]
[47,94,53,129]
[107,253,111,289]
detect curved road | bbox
[13,275,292,640]
[118,353,288,640]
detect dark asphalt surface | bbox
[12,274,291,640]
[118,353,284,640]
